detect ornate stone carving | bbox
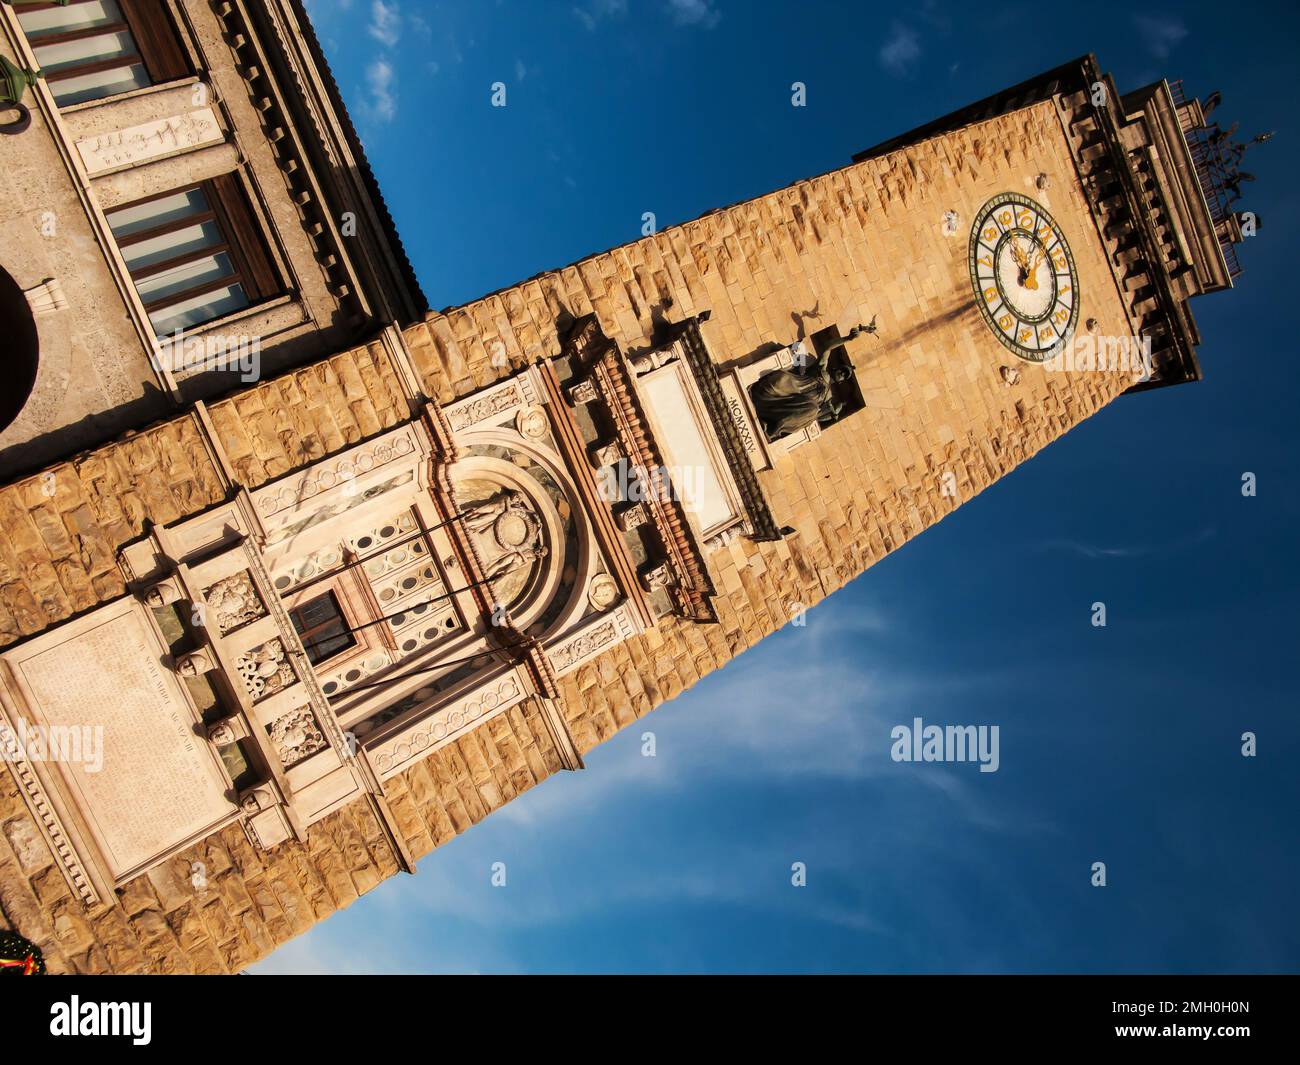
[587,573,619,611]
[239,784,277,815]
[175,650,216,677]
[235,639,296,702]
[448,384,523,430]
[75,109,223,174]
[626,346,678,376]
[591,441,624,467]
[202,571,266,635]
[371,676,523,777]
[268,708,327,768]
[567,378,598,405]
[255,429,416,518]
[141,577,184,608]
[207,717,248,747]
[515,404,550,440]
[640,562,673,592]
[705,525,745,553]
[549,621,617,673]
[463,490,548,583]
[618,503,649,531]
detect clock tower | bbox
[0,54,1248,973]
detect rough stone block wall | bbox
[399,102,1137,756]
[1,103,1136,970]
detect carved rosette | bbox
[268,707,327,768]
[515,404,550,440]
[235,638,297,702]
[202,571,267,635]
[587,573,619,611]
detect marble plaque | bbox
[1,599,234,884]
[75,108,223,175]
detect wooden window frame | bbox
[288,591,357,667]
[21,0,191,92]
[112,174,282,327]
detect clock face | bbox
[968,192,1079,362]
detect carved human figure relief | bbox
[463,489,549,586]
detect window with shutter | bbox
[106,175,282,338]
[17,0,191,107]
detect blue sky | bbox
[258,0,1300,973]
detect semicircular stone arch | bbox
[0,266,39,435]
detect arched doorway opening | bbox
[0,267,39,434]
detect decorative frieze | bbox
[546,604,637,676]
[444,372,544,431]
[253,425,421,520]
[369,674,526,779]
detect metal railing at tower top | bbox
[1168,79,1243,280]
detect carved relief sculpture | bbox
[268,708,327,768]
[202,572,267,635]
[235,639,297,702]
[463,490,549,584]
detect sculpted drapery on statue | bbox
[462,489,549,585]
[749,324,872,439]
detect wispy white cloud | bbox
[1037,527,1215,560]
[515,58,528,82]
[362,57,397,123]
[367,0,402,47]
[665,0,721,29]
[252,591,1051,973]
[573,0,628,32]
[879,21,921,76]
[1132,13,1188,57]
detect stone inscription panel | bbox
[4,602,234,881]
[75,108,223,175]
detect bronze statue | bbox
[750,351,855,439]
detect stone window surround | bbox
[107,173,287,338]
[274,500,481,733]
[16,0,193,108]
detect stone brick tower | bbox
[0,46,1244,973]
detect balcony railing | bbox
[1168,79,1242,280]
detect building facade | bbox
[0,0,424,475]
[0,23,1245,973]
